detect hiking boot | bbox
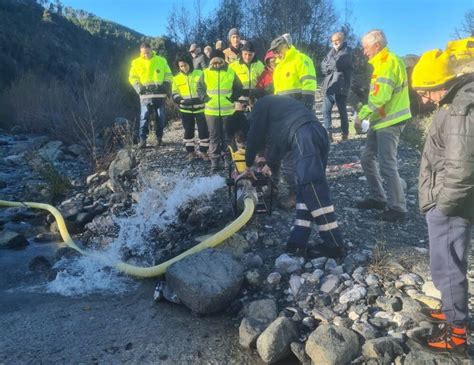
[287,245,309,259]
[309,243,347,259]
[157,137,163,146]
[355,198,387,210]
[412,323,467,355]
[381,209,406,222]
[200,152,210,161]
[278,193,297,210]
[420,307,447,323]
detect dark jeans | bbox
[322,94,349,135]
[139,98,166,141]
[287,122,344,249]
[427,207,471,326]
[181,112,209,153]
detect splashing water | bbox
[47,174,225,296]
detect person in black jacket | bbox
[244,95,346,258]
[410,48,473,355]
[321,32,353,141]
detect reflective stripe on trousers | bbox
[181,112,210,153]
[287,123,344,249]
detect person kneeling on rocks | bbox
[243,95,346,259]
[410,45,473,355]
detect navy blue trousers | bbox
[287,122,344,249]
[427,207,471,326]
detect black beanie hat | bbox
[241,40,255,53]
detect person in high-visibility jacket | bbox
[197,49,243,173]
[172,54,210,161]
[354,29,411,222]
[129,43,172,147]
[229,41,265,140]
[269,33,317,110]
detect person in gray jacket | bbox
[189,43,208,70]
[411,48,473,355]
[321,32,353,141]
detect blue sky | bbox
[61,0,472,56]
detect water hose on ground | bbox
[0,197,255,278]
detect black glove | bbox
[173,96,183,105]
[180,99,193,106]
[301,94,315,110]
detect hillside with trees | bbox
[0,0,176,155]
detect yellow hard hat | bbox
[446,37,474,61]
[411,49,456,90]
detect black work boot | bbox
[287,244,309,259]
[355,198,387,210]
[381,209,406,222]
[309,243,347,259]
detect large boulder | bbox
[0,230,28,249]
[108,149,136,192]
[108,149,136,178]
[166,249,244,314]
[305,325,359,365]
[256,317,298,363]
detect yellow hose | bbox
[0,198,255,278]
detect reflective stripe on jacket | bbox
[128,51,172,93]
[230,60,265,96]
[172,70,205,114]
[273,46,317,97]
[202,68,236,116]
[358,47,411,130]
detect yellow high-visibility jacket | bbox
[199,67,238,117]
[359,47,411,130]
[229,60,265,97]
[128,51,172,96]
[273,46,317,97]
[172,70,205,114]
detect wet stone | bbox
[0,230,28,249]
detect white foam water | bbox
[46,173,225,297]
